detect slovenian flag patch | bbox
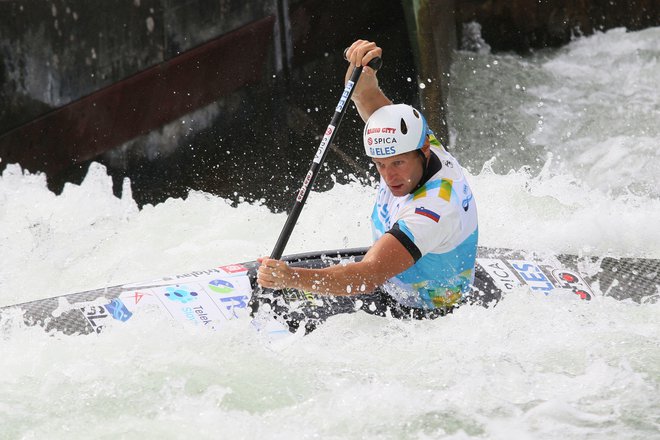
[415,207,440,222]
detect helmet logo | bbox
[366,126,399,156]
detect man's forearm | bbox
[288,262,383,296]
[352,88,392,122]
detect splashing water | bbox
[1,27,659,439]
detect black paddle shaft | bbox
[270,55,382,259]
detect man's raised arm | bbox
[344,40,392,122]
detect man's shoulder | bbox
[430,148,464,180]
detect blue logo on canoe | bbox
[165,286,199,304]
[105,298,133,322]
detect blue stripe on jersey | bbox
[371,204,385,233]
[395,228,478,293]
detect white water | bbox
[1,28,659,439]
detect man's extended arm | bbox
[258,233,414,296]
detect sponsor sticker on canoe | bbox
[205,275,252,320]
[80,298,133,333]
[120,290,162,307]
[147,274,254,327]
[509,260,555,294]
[153,283,226,329]
[551,269,594,300]
[477,258,521,292]
[218,263,248,275]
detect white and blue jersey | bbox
[371,137,478,309]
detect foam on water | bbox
[1,27,659,439]
[449,26,660,200]
[526,27,660,198]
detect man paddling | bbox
[258,40,478,316]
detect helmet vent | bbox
[400,118,408,134]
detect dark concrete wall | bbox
[0,0,273,134]
[456,0,659,53]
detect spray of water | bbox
[1,27,659,439]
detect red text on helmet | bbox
[367,127,397,135]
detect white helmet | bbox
[363,104,428,158]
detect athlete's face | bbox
[372,150,426,197]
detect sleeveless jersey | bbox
[370,135,479,309]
